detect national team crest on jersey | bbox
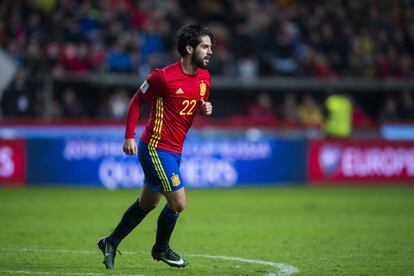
[171,174,181,186]
[200,82,206,96]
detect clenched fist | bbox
[200,99,213,115]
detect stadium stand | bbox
[0,0,413,127]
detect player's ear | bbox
[186,45,193,55]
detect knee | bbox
[168,201,186,213]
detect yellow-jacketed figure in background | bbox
[324,94,352,138]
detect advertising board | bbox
[0,139,25,185]
[309,140,414,184]
[26,136,307,189]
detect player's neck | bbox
[180,57,197,75]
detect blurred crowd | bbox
[3,66,413,126]
[1,0,414,124]
[1,0,414,78]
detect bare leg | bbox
[140,184,163,211]
[162,187,186,213]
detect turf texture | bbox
[1,186,414,275]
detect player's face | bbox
[191,35,213,69]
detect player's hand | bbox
[123,138,138,155]
[200,99,213,115]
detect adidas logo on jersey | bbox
[175,88,184,94]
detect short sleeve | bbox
[136,69,165,102]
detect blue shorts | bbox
[138,140,184,192]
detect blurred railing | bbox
[48,73,414,91]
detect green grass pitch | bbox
[1,186,414,275]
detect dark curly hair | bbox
[176,24,215,57]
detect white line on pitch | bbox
[188,254,299,276]
[1,247,299,276]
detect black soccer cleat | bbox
[97,237,119,270]
[151,246,189,268]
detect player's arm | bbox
[123,70,165,155]
[123,94,142,155]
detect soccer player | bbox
[97,24,214,270]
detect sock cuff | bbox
[162,205,179,220]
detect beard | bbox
[191,52,209,69]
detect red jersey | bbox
[125,61,211,153]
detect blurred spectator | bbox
[348,31,375,78]
[379,97,400,122]
[89,41,106,71]
[62,43,91,73]
[106,40,133,72]
[237,54,258,80]
[139,13,166,63]
[77,1,100,41]
[247,93,278,124]
[49,99,63,119]
[0,21,6,45]
[61,88,83,118]
[399,90,414,120]
[208,23,236,76]
[400,54,413,79]
[269,20,300,76]
[24,38,44,72]
[348,95,373,127]
[1,69,32,117]
[109,89,130,119]
[312,53,336,79]
[298,94,323,126]
[280,93,299,123]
